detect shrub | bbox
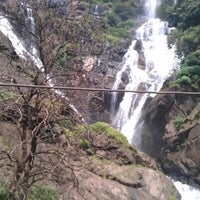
[114,2,134,21]
[28,186,59,200]
[79,139,91,149]
[173,66,200,89]
[175,75,192,85]
[177,26,200,56]
[183,49,200,66]
[106,12,120,26]
[110,27,130,38]
[0,183,8,200]
[177,66,200,78]
[90,122,128,146]
[173,115,185,130]
[0,184,59,200]
[0,87,12,101]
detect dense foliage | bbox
[83,0,145,42]
[157,0,200,30]
[157,0,200,90]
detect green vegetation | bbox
[0,87,13,101]
[90,122,128,146]
[169,195,176,200]
[66,122,128,146]
[91,155,113,164]
[79,138,91,149]
[0,184,59,200]
[173,66,200,89]
[27,187,59,200]
[157,0,200,30]
[0,183,8,200]
[64,122,133,164]
[158,0,200,90]
[83,0,145,43]
[176,26,200,57]
[172,115,185,130]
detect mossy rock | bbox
[63,122,139,164]
[90,122,128,146]
[79,139,90,150]
[65,122,128,147]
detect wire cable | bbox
[0,82,200,95]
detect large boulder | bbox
[62,163,181,200]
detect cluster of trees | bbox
[157,0,200,89]
[84,0,145,42]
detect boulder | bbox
[62,163,181,200]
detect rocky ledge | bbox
[64,163,180,200]
[61,123,180,200]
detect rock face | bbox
[160,102,200,185]
[139,93,175,158]
[62,163,180,200]
[139,81,200,185]
[61,122,180,199]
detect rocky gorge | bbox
[0,0,199,199]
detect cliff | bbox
[139,81,200,186]
[0,1,181,199]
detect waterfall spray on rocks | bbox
[111,0,200,199]
[111,0,178,146]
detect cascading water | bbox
[111,0,200,199]
[0,10,43,69]
[112,2,178,145]
[0,4,80,115]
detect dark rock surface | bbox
[138,80,200,185]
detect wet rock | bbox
[47,0,67,8]
[145,89,200,184]
[134,39,146,70]
[109,40,132,62]
[137,82,151,91]
[76,2,87,11]
[91,5,103,18]
[134,39,143,53]
[63,163,181,200]
[121,70,129,85]
[139,93,175,158]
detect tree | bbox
[0,1,88,199]
[0,66,84,199]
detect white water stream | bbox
[0,1,200,199]
[0,11,43,69]
[112,17,178,145]
[111,0,200,199]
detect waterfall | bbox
[91,4,101,19]
[0,12,43,69]
[112,11,178,145]
[26,6,38,58]
[173,180,200,200]
[0,5,81,117]
[111,0,200,199]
